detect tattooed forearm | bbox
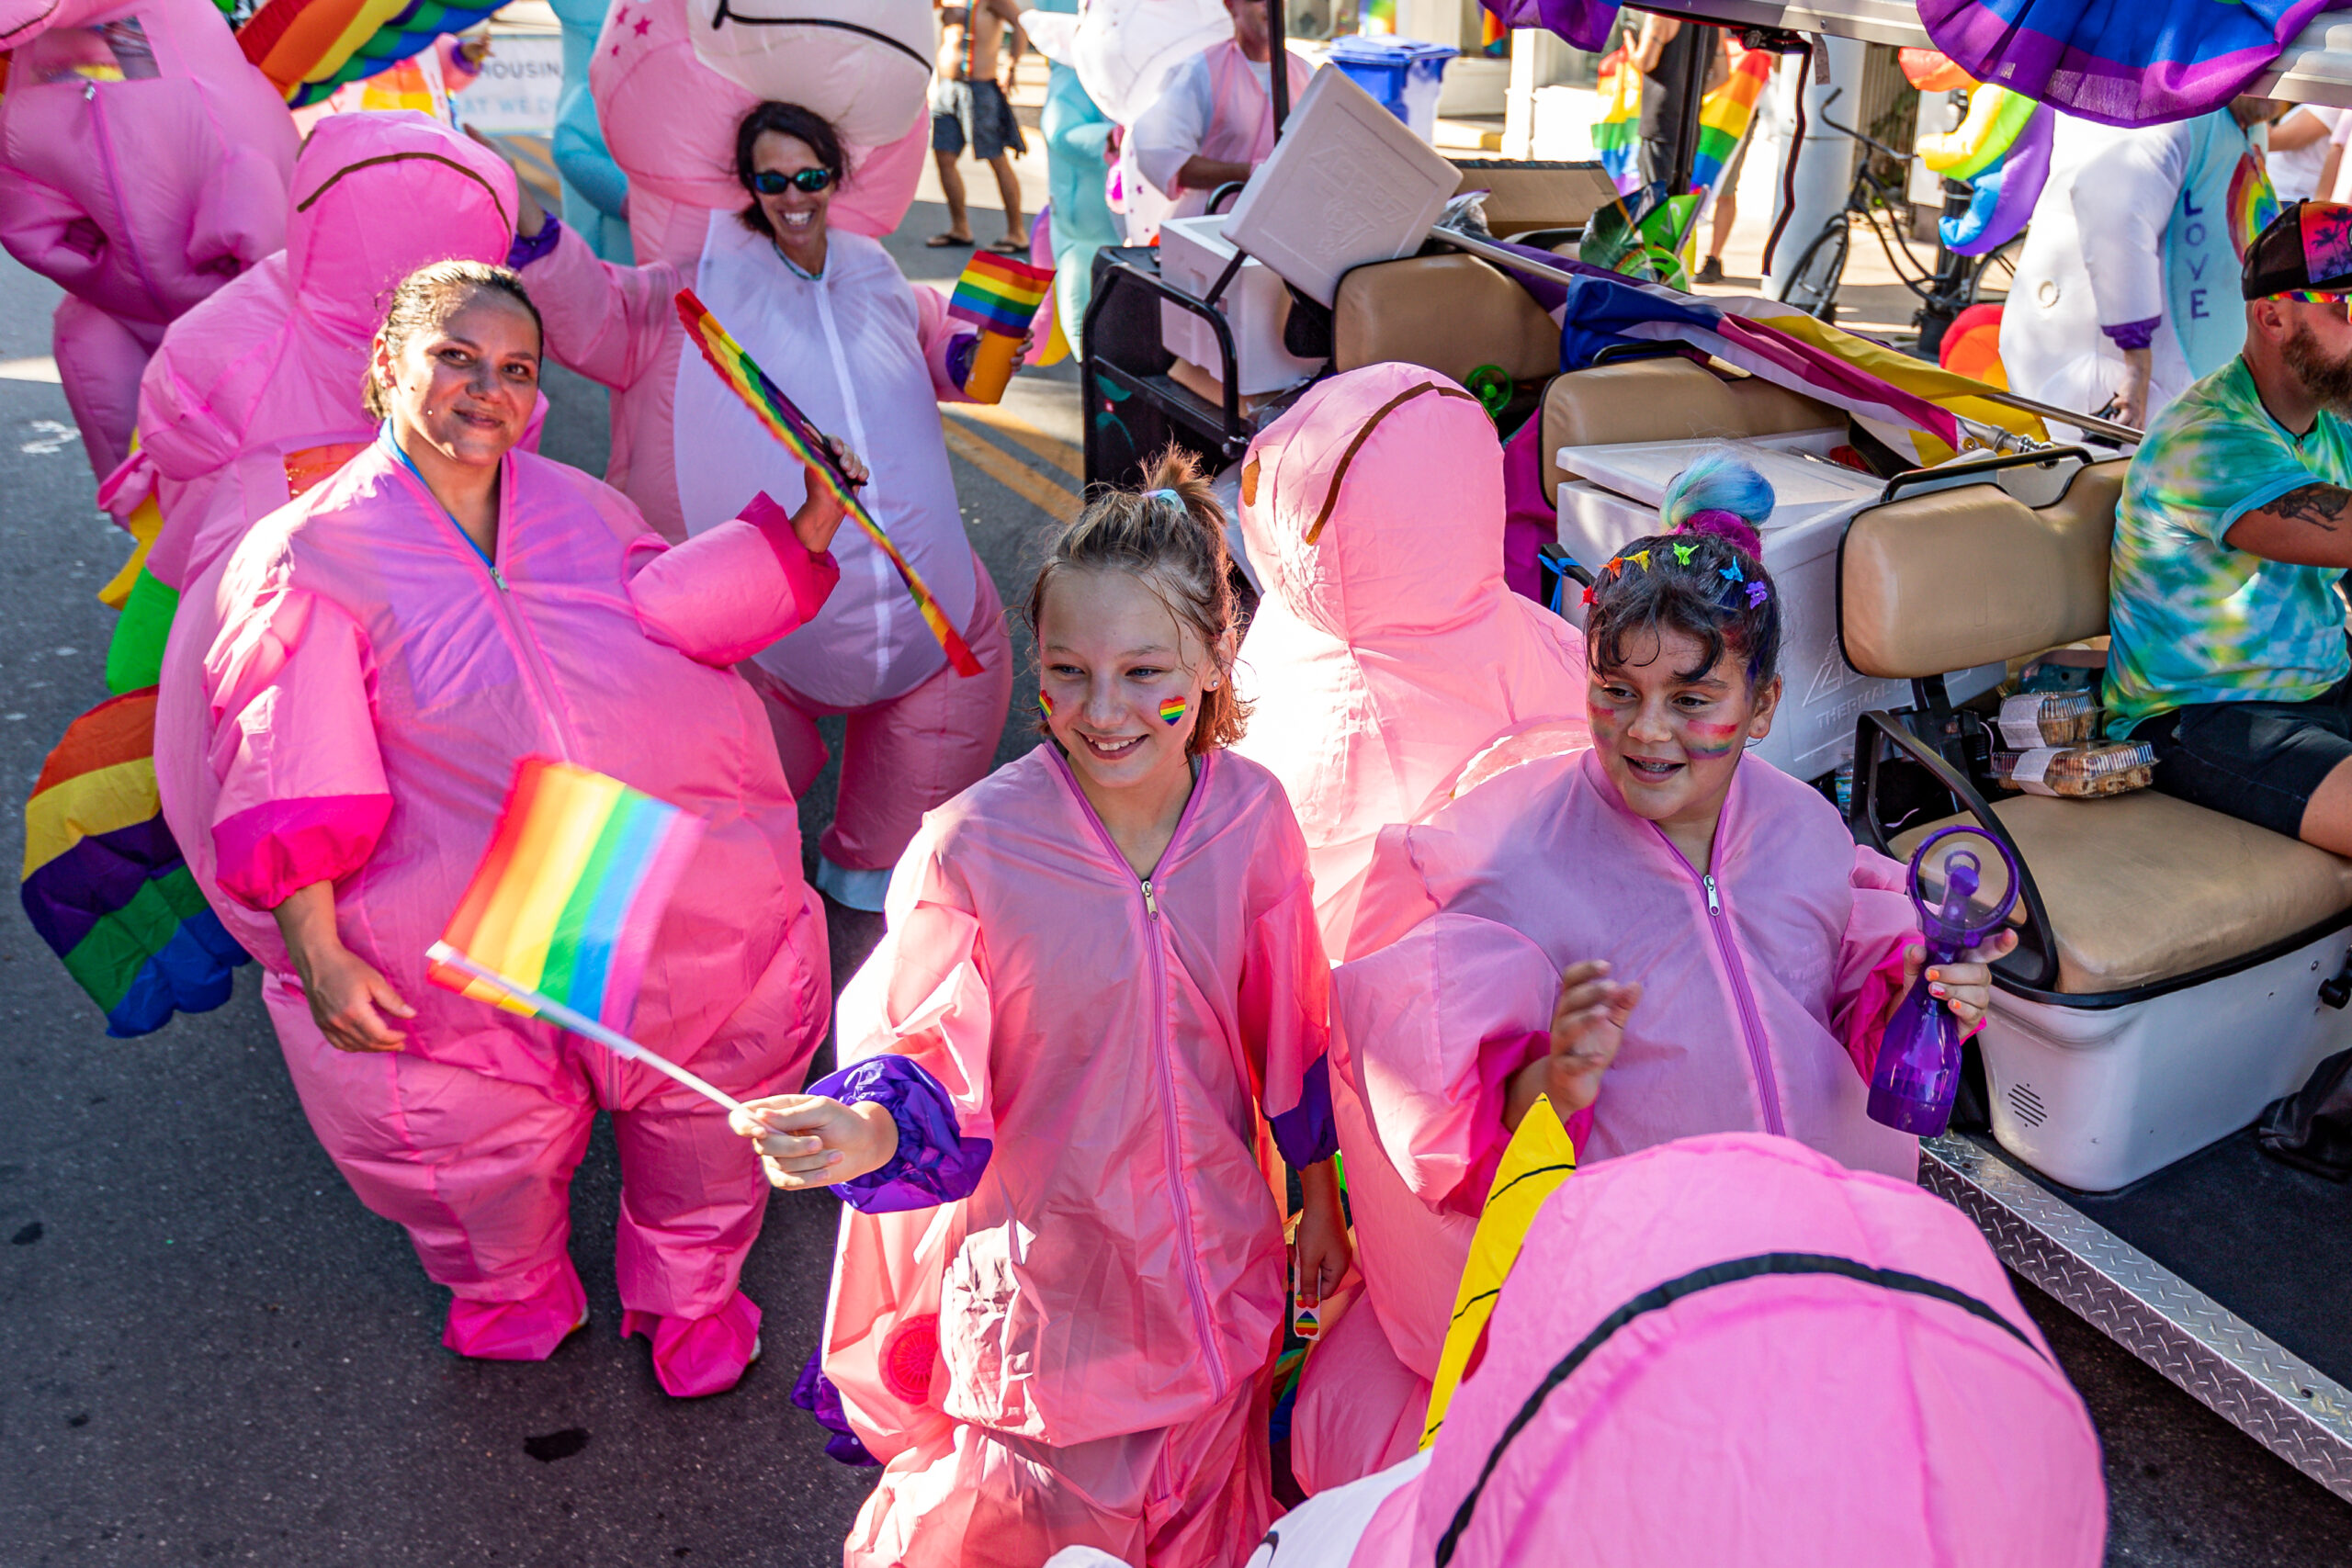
[2262,483,2352,530]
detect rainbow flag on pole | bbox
[674,288,985,679]
[22,690,247,1037]
[426,760,749,1113]
[1591,46,1643,197]
[947,251,1056,402]
[427,758,703,1032]
[1689,43,1775,196]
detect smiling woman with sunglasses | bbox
[489,100,1017,928]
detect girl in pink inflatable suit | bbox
[502,101,1014,914]
[1228,364,1589,1497]
[0,0,295,480]
[155,260,852,1398]
[734,456,1350,1567]
[1304,451,2018,1492]
[99,112,527,693]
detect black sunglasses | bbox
[751,167,837,196]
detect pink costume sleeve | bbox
[1334,911,1563,1217]
[185,144,288,280]
[0,178,107,294]
[623,491,842,666]
[521,220,682,391]
[203,587,393,911]
[835,849,998,1145]
[914,283,978,405]
[1835,844,1925,1080]
[1239,857,1338,1168]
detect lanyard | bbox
[378,422,500,578]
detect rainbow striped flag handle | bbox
[673,288,986,679]
[426,942,748,1115]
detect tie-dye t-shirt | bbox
[2105,356,2352,736]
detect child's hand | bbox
[1895,929,2019,1034]
[791,436,865,556]
[1506,961,1638,1130]
[1292,1161,1351,1314]
[729,1094,898,1190]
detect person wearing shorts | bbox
[929,0,1029,253]
[2106,201,2352,852]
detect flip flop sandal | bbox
[927,233,976,248]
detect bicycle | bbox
[1773,87,2019,354]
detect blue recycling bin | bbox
[1326,37,1458,142]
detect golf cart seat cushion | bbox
[1539,360,1838,496]
[1899,793,2352,994]
[1332,254,1560,385]
[1842,461,2128,680]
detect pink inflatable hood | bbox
[1353,1133,2107,1568]
[589,0,925,268]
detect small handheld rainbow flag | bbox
[947,251,1055,403]
[1689,44,1776,196]
[427,759,746,1112]
[1592,46,1644,197]
[674,288,985,679]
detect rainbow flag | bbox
[1689,44,1775,196]
[674,288,986,679]
[948,251,1055,335]
[2228,152,2279,264]
[426,759,702,1031]
[1591,46,1643,197]
[237,0,503,107]
[22,690,247,1038]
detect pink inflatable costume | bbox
[0,0,295,480]
[801,744,1335,1565]
[1291,745,1923,1493]
[155,432,839,1397]
[102,111,521,598]
[1253,1134,2107,1566]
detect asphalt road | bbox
[2,207,2349,1566]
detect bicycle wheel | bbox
[1779,220,1850,321]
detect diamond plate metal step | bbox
[1921,1133,2352,1503]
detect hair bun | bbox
[1676,508,1763,557]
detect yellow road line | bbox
[944,403,1084,479]
[943,421,1080,521]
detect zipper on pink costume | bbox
[85,84,168,320]
[380,433,582,762]
[1653,824,1786,1137]
[1046,746,1232,1398]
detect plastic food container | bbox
[1996,690,2098,749]
[1994,741,2157,798]
[1326,37,1458,142]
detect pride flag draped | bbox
[947,251,1055,403]
[674,288,986,678]
[1918,0,2337,127]
[426,759,751,1112]
[1555,269,2048,465]
[1689,43,1775,196]
[1917,85,2055,257]
[22,690,247,1038]
[237,0,503,107]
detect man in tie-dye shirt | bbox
[2106,201,2352,852]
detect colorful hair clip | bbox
[1672,543,1695,566]
[1625,549,1651,571]
[1602,557,1623,577]
[1148,488,1182,506]
[1719,560,1745,584]
[1581,583,1598,606]
[1746,581,1769,608]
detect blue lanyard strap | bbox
[378,421,498,575]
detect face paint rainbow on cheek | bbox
[1158,695,1189,727]
[1683,719,1743,759]
[1037,692,1054,718]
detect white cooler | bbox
[1159,214,1320,396]
[1553,433,2004,784]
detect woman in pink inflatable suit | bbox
[1289,453,2015,1495]
[507,101,1013,914]
[98,113,527,693]
[0,0,295,480]
[153,259,852,1397]
[1060,1134,2108,1568]
[1227,364,1589,1497]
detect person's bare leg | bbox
[1709,185,1737,265]
[934,150,973,242]
[2296,753,2352,856]
[986,153,1025,246]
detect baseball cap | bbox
[2245,200,2352,299]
